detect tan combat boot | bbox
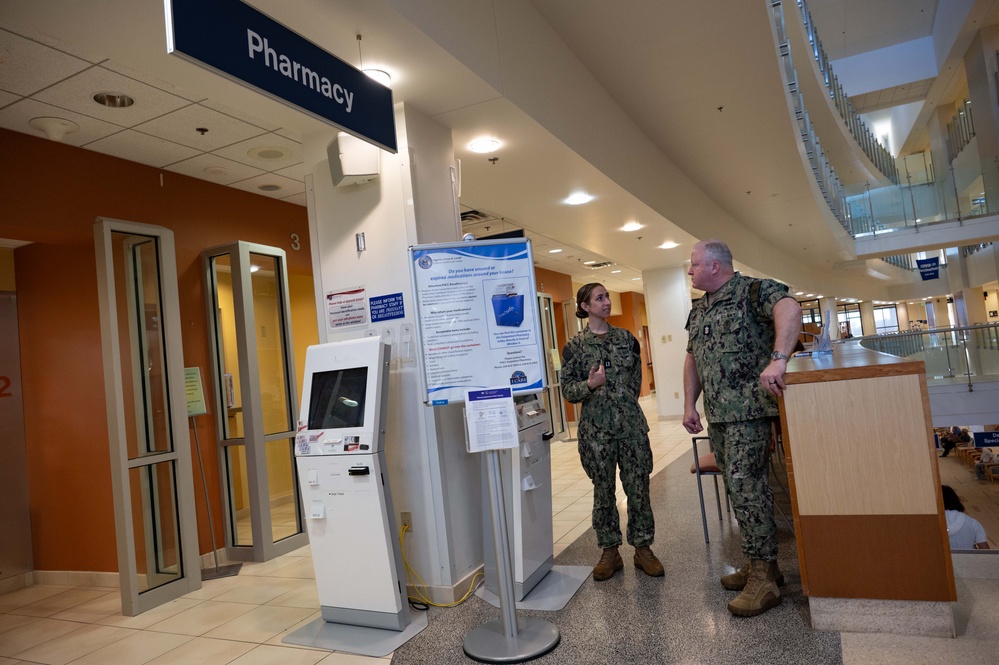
[634,546,665,577]
[721,560,784,591]
[727,559,781,617]
[592,546,623,581]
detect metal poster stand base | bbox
[190,416,242,580]
[464,450,559,663]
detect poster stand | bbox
[463,449,559,663]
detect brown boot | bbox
[727,559,782,617]
[634,546,665,577]
[592,546,623,581]
[721,560,784,591]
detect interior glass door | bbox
[94,218,201,615]
[537,293,568,440]
[204,241,306,562]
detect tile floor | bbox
[1,396,996,664]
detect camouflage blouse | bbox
[685,273,791,424]
[561,325,649,442]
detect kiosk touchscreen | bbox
[295,337,409,631]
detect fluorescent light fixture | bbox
[469,138,500,153]
[632,277,641,281]
[611,269,622,274]
[620,221,643,232]
[564,191,594,205]
[583,260,597,265]
[658,241,679,249]
[548,248,563,253]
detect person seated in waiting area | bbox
[975,447,998,480]
[942,485,990,550]
[940,427,971,457]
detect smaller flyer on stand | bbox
[464,387,519,453]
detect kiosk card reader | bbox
[295,338,409,631]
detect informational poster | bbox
[326,287,367,329]
[184,367,209,417]
[410,239,546,404]
[369,292,405,323]
[464,387,519,452]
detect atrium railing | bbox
[859,323,999,391]
[770,1,850,233]
[948,99,975,163]
[847,151,992,236]
[798,0,899,185]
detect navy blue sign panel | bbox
[165,0,397,152]
[973,431,999,448]
[916,257,939,281]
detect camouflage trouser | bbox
[707,418,777,561]
[578,433,654,548]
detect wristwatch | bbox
[770,350,789,361]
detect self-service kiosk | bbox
[294,338,409,631]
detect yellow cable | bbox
[399,523,484,607]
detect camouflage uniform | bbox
[685,273,791,562]
[562,325,653,549]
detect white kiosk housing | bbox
[294,337,409,631]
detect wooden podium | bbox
[779,344,956,636]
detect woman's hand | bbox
[587,363,606,390]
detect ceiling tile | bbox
[0,97,123,146]
[274,162,306,182]
[229,173,306,199]
[0,28,92,96]
[0,89,19,107]
[33,65,192,126]
[212,132,302,170]
[280,192,307,207]
[85,129,200,168]
[164,153,266,185]
[274,127,303,143]
[134,103,268,151]
[100,60,201,102]
[199,99,281,132]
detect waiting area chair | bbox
[690,436,730,543]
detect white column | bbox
[304,103,478,601]
[643,265,694,420]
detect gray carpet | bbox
[390,452,842,664]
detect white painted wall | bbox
[832,37,937,97]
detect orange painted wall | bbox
[0,129,314,573]
[608,291,652,397]
[534,267,578,421]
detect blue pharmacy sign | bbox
[916,257,939,281]
[409,239,546,404]
[973,431,999,448]
[164,0,397,152]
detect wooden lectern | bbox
[780,344,956,636]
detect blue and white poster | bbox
[917,257,940,280]
[409,239,546,404]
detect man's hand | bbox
[760,359,787,397]
[683,405,703,434]
[587,363,606,390]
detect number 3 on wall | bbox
[0,376,11,397]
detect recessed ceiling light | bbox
[611,269,622,274]
[257,183,282,192]
[250,265,260,273]
[795,291,804,296]
[805,294,814,297]
[469,138,500,153]
[548,248,563,253]
[659,241,679,249]
[247,145,292,161]
[816,295,823,298]
[204,166,229,177]
[632,277,641,281]
[93,92,134,108]
[583,260,597,265]
[621,221,643,232]
[564,191,594,205]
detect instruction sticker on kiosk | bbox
[464,387,519,453]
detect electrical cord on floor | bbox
[399,523,483,609]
